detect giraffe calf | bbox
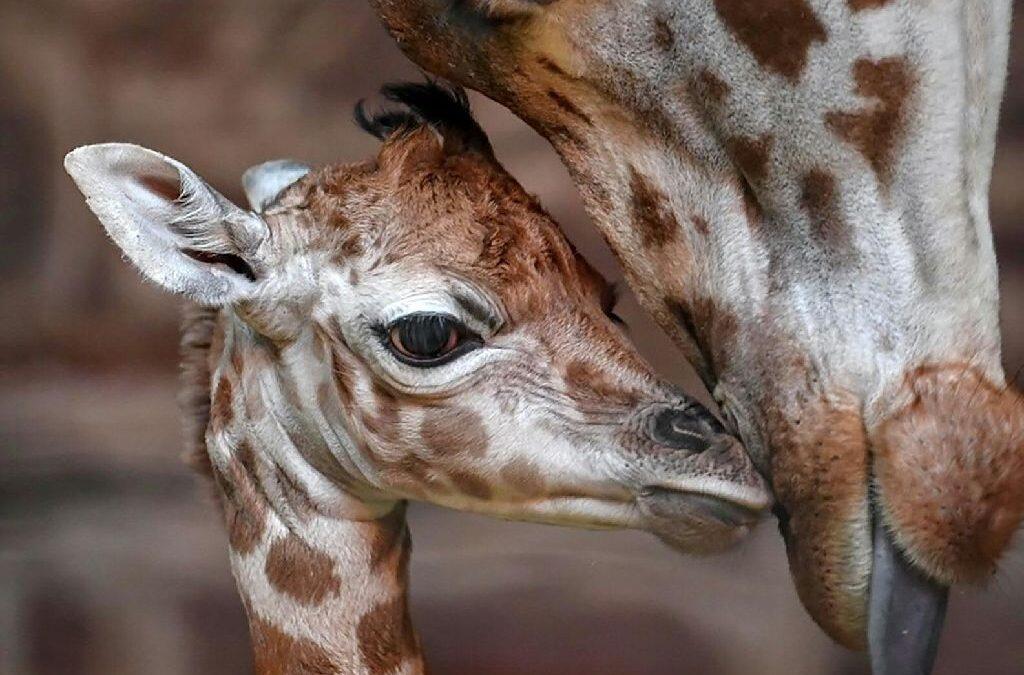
[64,83,770,674]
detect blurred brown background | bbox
[1,2,1022,673]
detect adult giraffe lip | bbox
[868,511,949,675]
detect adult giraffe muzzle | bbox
[370,0,1024,670]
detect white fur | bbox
[242,159,311,213]
[64,143,268,305]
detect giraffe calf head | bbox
[63,82,769,553]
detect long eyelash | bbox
[379,312,483,368]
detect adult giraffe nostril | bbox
[647,404,724,452]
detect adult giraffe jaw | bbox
[370,0,1024,666]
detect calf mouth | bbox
[639,487,765,526]
[636,482,770,554]
[628,409,773,553]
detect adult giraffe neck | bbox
[368,0,1024,658]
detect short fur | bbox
[66,80,772,674]
[371,0,1022,650]
[873,366,1024,584]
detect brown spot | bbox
[653,14,675,52]
[695,69,729,104]
[628,166,680,248]
[384,453,446,496]
[215,440,268,555]
[691,215,710,236]
[563,359,642,410]
[848,0,891,10]
[364,503,408,570]
[547,89,592,126]
[727,134,774,184]
[713,0,827,82]
[339,231,362,258]
[249,614,339,675]
[211,378,234,429]
[446,468,492,500]
[825,57,915,185]
[357,596,419,675]
[873,365,1024,584]
[420,407,490,458]
[800,168,851,248]
[265,533,342,606]
[235,441,259,478]
[500,459,547,497]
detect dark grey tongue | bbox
[868,514,949,675]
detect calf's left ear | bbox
[64,143,268,306]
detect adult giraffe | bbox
[370,0,1024,671]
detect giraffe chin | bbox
[637,487,764,555]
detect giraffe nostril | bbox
[647,404,723,453]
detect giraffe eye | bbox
[386,313,481,367]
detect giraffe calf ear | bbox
[241,159,311,213]
[64,143,269,306]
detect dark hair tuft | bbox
[354,80,493,156]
